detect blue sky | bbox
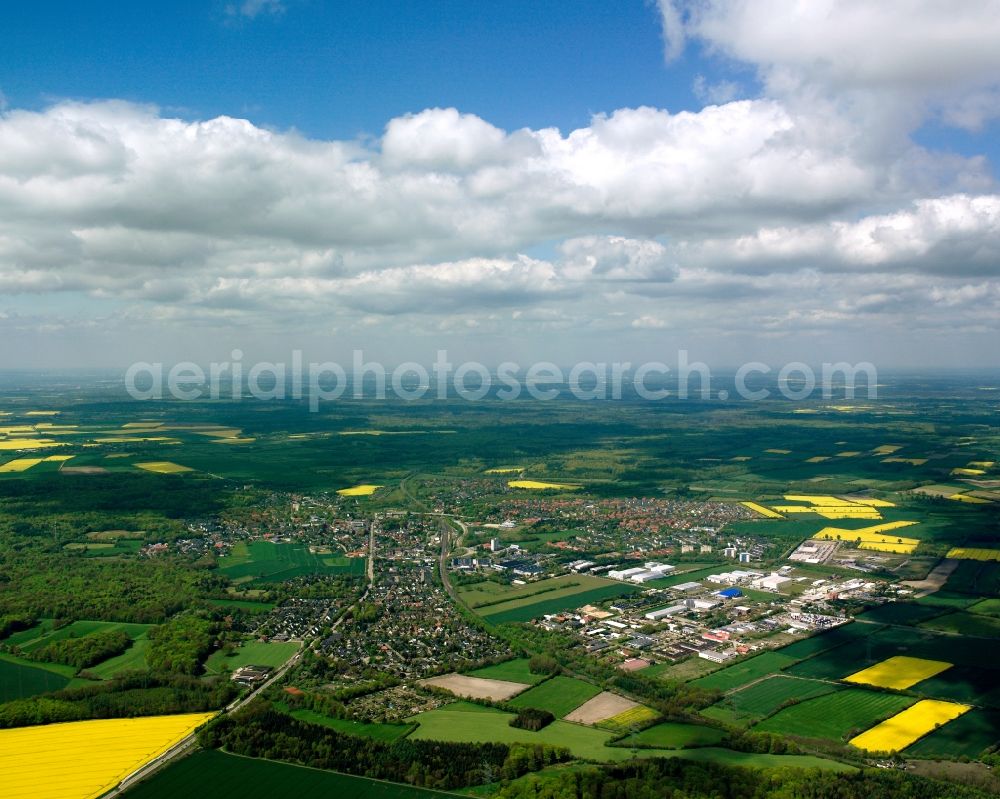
[2,1,719,136]
[1,1,1000,369]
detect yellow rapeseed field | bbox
[815,521,920,553]
[134,461,193,474]
[804,456,831,463]
[946,547,1000,561]
[0,455,74,473]
[485,467,523,474]
[849,700,970,752]
[967,461,995,468]
[741,501,784,518]
[845,655,952,690]
[604,704,660,729]
[0,439,65,451]
[0,712,216,799]
[952,467,986,476]
[883,457,928,465]
[948,493,992,504]
[508,480,579,490]
[337,484,383,496]
[873,445,902,455]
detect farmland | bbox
[689,652,800,692]
[615,721,726,749]
[755,689,916,741]
[122,750,449,799]
[218,540,365,583]
[465,657,546,684]
[702,675,841,726]
[845,656,953,690]
[508,676,602,718]
[461,575,642,624]
[0,712,215,799]
[0,657,70,701]
[850,700,971,752]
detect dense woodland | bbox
[200,703,569,789]
[146,613,218,674]
[0,673,236,728]
[27,628,130,670]
[494,760,997,799]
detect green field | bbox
[754,689,916,741]
[458,574,611,609]
[204,640,299,674]
[776,622,883,660]
[86,633,151,679]
[689,652,799,692]
[701,675,841,726]
[122,750,451,799]
[507,676,602,718]
[287,708,415,742]
[218,541,365,583]
[968,598,1000,617]
[615,721,727,749]
[0,656,71,701]
[919,611,1000,638]
[481,584,640,624]
[207,598,276,613]
[462,574,640,624]
[465,658,546,685]
[903,709,1000,759]
[407,703,851,770]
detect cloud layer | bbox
[2,3,1000,365]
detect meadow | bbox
[507,676,602,718]
[616,721,727,749]
[465,657,547,684]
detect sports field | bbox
[204,641,299,674]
